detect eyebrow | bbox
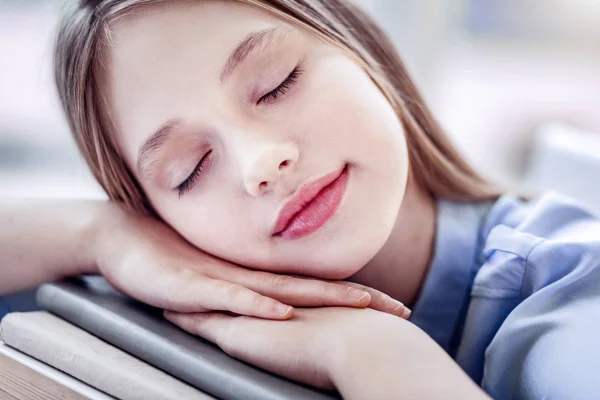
[137,119,181,177]
[137,27,290,177]
[220,27,290,83]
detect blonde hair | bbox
[55,0,502,216]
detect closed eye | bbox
[177,150,212,197]
[258,65,303,105]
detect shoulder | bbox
[479,193,600,399]
[473,192,600,297]
[483,191,598,241]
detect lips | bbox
[272,165,349,239]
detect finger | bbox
[226,270,372,308]
[339,281,411,319]
[164,311,234,346]
[164,311,255,360]
[159,275,294,319]
[164,312,278,373]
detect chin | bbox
[312,264,363,281]
[291,240,383,281]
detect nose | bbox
[240,140,299,197]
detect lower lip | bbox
[276,166,350,240]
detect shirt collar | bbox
[409,198,493,352]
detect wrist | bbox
[39,200,109,281]
[77,201,128,276]
[325,311,406,391]
[327,315,489,400]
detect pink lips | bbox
[272,165,349,240]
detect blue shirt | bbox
[0,288,39,321]
[410,192,600,400]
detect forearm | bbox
[330,319,490,400]
[0,199,111,294]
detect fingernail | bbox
[402,307,412,319]
[391,301,409,317]
[277,304,293,317]
[349,288,370,302]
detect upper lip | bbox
[272,166,346,235]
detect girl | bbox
[8,0,600,398]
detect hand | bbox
[165,307,490,400]
[164,307,394,389]
[92,203,410,319]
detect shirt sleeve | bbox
[481,196,600,400]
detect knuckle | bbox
[250,295,269,313]
[191,313,210,328]
[299,280,340,300]
[207,263,236,280]
[249,271,273,286]
[177,315,204,336]
[270,275,292,290]
[212,280,242,299]
[320,281,344,296]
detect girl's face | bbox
[105,0,409,279]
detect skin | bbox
[104,0,436,307]
[166,307,490,399]
[95,1,484,396]
[0,1,489,396]
[0,200,407,316]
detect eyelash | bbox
[257,65,303,105]
[176,66,303,197]
[177,150,212,198]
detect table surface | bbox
[0,353,86,400]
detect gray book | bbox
[36,276,339,400]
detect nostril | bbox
[259,182,268,191]
[279,160,289,170]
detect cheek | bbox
[152,194,236,251]
[152,190,272,267]
[294,55,408,174]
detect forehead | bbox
[103,0,290,163]
[107,1,282,60]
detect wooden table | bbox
[0,342,112,399]
[0,353,85,400]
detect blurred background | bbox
[1,0,600,211]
